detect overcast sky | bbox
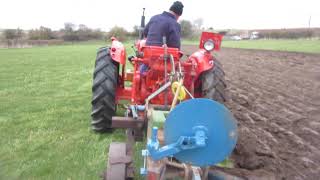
[0,0,319,31]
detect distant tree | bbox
[28,26,55,40]
[107,26,128,41]
[60,23,104,41]
[193,18,203,30]
[77,24,91,40]
[130,25,140,37]
[40,26,53,39]
[258,29,315,39]
[63,32,79,41]
[218,31,228,35]
[3,28,23,40]
[179,20,193,38]
[89,29,104,40]
[28,29,37,40]
[64,22,76,32]
[77,24,104,40]
[78,24,88,31]
[62,22,79,41]
[3,29,17,40]
[3,28,24,47]
[16,28,24,39]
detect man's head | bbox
[169,1,184,19]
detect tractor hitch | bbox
[111,116,144,129]
[146,126,208,161]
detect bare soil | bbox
[182,46,320,180]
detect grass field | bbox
[183,39,320,53]
[1,38,318,179]
[0,42,138,180]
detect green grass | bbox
[181,39,199,46]
[183,38,320,53]
[0,42,138,180]
[2,38,314,179]
[222,39,320,53]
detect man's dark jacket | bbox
[143,11,181,49]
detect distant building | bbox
[224,29,261,40]
[238,31,260,40]
[250,31,259,39]
[230,35,242,41]
[239,30,250,39]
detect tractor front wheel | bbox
[201,60,227,104]
[91,47,118,132]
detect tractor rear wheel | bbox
[201,60,227,104]
[91,47,118,132]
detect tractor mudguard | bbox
[188,49,214,77]
[188,31,223,77]
[110,37,126,65]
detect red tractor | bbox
[91,30,226,132]
[90,10,238,180]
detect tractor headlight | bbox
[204,40,215,51]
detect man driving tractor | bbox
[143,1,184,49]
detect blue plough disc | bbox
[164,98,238,166]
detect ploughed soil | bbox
[182,46,320,180]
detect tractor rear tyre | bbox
[201,60,227,104]
[91,47,118,132]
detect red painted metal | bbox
[115,87,131,103]
[110,37,126,65]
[199,32,223,51]
[135,39,146,52]
[113,32,223,105]
[110,37,127,88]
[183,49,215,85]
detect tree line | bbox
[257,28,318,39]
[2,19,319,45]
[1,23,105,42]
[0,19,204,43]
